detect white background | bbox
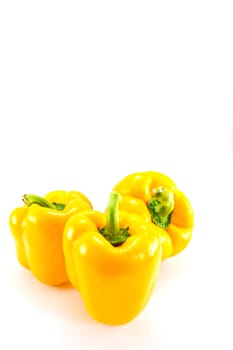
[0,1,233,349]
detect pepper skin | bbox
[9,191,92,286]
[113,171,194,259]
[63,192,162,325]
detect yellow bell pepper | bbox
[63,191,162,325]
[9,190,92,286]
[113,171,194,259]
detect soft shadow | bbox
[156,252,191,293]
[10,267,94,324]
[59,304,164,350]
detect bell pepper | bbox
[9,190,92,286]
[113,171,194,259]
[63,191,162,325]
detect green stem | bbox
[98,191,130,246]
[106,191,120,240]
[22,194,65,211]
[147,186,174,229]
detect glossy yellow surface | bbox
[114,171,194,259]
[63,209,162,325]
[9,191,92,286]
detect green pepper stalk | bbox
[147,186,174,229]
[23,194,65,211]
[99,191,130,246]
